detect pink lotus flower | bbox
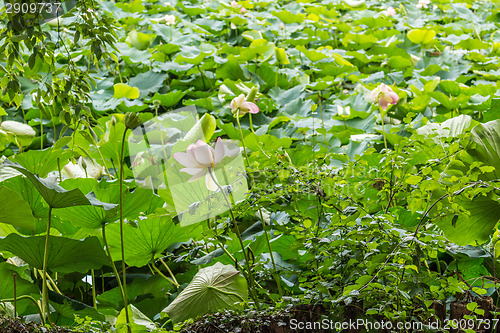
[231,0,238,8]
[240,7,247,14]
[173,138,239,191]
[384,6,396,16]
[416,0,430,8]
[370,83,399,110]
[230,94,259,117]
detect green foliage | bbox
[0,0,499,330]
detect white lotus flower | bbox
[173,138,239,191]
[163,14,176,25]
[337,105,351,118]
[63,157,103,179]
[416,0,430,8]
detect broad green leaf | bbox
[272,10,305,24]
[113,83,140,99]
[11,149,72,177]
[415,115,477,142]
[275,48,290,65]
[0,187,36,230]
[296,45,327,62]
[106,216,189,267]
[148,91,187,108]
[129,71,167,98]
[0,262,39,314]
[407,29,436,44]
[98,274,171,316]
[54,178,159,229]
[3,161,116,210]
[468,120,500,180]
[0,234,109,273]
[163,262,248,323]
[116,305,156,333]
[50,296,106,326]
[244,133,293,152]
[241,30,262,42]
[125,30,156,51]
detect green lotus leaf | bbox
[0,234,109,273]
[3,161,116,210]
[106,216,189,267]
[0,186,36,230]
[113,83,140,99]
[163,262,248,323]
[407,29,436,44]
[116,305,156,333]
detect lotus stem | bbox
[207,168,260,310]
[151,263,179,287]
[41,207,52,322]
[235,112,282,297]
[379,107,388,150]
[159,258,179,287]
[91,269,97,310]
[119,129,131,333]
[235,110,250,168]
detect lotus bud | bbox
[79,156,88,171]
[246,86,258,103]
[124,112,141,130]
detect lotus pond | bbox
[1,0,500,332]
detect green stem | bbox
[208,168,260,310]
[41,207,53,322]
[91,269,97,310]
[248,113,256,134]
[236,110,250,168]
[119,129,131,333]
[151,263,178,287]
[102,225,127,320]
[1,296,45,325]
[235,111,280,296]
[13,273,16,318]
[159,258,179,287]
[258,209,283,297]
[379,107,388,150]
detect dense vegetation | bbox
[1,0,500,332]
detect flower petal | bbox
[246,102,260,114]
[379,97,390,110]
[214,137,225,165]
[205,170,218,191]
[180,167,204,176]
[193,140,214,166]
[173,152,199,168]
[388,91,399,104]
